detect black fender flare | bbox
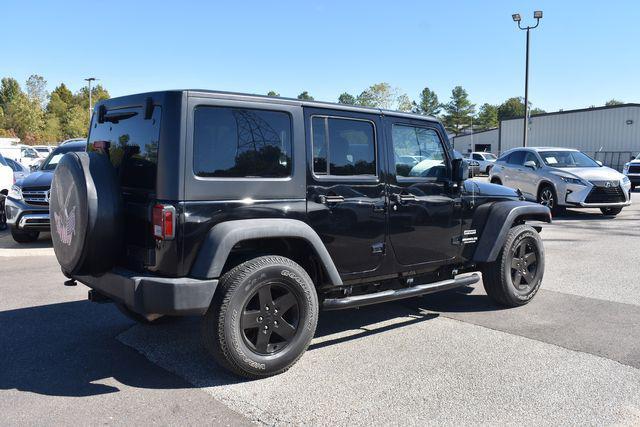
[472,201,551,263]
[190,218,342,286]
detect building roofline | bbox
[451,127,499,139]
[501,103,640,122]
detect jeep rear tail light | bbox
[152,204,176,240]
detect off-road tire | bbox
[11,227,40,243]
[202,255,318,379]
[481,225,544,307]
[600,207,623,216]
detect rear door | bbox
[385,118,462,266]
[504,150,526,190]
[305,108,386,276]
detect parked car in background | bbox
[33,145,54,157]
[4,157,30,181]
[0,145,42,170]
[5,140,87,242]
[623,153,640,191]
[467,152,497,174]
[490,147,632,216]
[0,156,13,230]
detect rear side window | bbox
[88,105,161,190]
[312,116,376,177]
[193,107,292,178]
[507,151,526,165]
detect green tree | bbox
[0,77,22,110]
[267,90,280,97]
[497,97,525,121]
[442,86,475,134]
[74,84,110,111]
[396,93,414,112]
[63,104,89,138]
[297,91,314,100]
[356,82,396,109]
[530,107,546,116]
[416,87,440,116]
[26,74,48,107]
[2,92,45,143]
[338,92,356,105]
[605,99,624,106]
[475,103,499,130]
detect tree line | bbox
[0,75,110,145]
[273,85,626,136]
[1,74,626,144]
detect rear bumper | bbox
[74,268,218,316]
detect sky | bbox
[3,0,639,113]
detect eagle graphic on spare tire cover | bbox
[50,151,123,276]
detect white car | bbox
[4,157,30,181]
[466,152,497,174]
[623,153,640,191]
[0,156,14,230]
[490,147,631,216]
[0,145,42,170]
[33,145,54,157]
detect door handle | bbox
[391,193,417,205]
[317,194,345,204]
[372,202,387,213]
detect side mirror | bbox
[596,160,603,166]
[452,158,469,182]
[524,160,537,170]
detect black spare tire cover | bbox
[50,152,123,275]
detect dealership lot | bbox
[1,195,639,425]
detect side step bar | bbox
[322,274,480,311]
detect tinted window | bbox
[194,107,292,178]
[392,125,447,178]
[507,151,526,165]
[312,117,376,176]
[88,106,161,190]
[524,152,540,167]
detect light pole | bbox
[512,11,543,147]
[84,77,97,122]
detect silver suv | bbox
[490,147,632,216]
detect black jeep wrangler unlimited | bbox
[50,90,550,379]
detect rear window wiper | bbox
[103,111,138,123]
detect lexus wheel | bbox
[202,256,318,379]
[538,185,564,216]
[481,225,544,307]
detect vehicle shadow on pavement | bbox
[0,230,52,249]
[0,300,201,397]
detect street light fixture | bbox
[84,77,98,123]
[512,11,543,147]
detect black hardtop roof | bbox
[100,89,440,123]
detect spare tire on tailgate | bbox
[50,152,123,275]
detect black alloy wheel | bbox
[539,187,555,209]
[510,238,539,294]
[241,282,300,355]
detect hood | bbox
[19,170,53,188]
[464,179,519,198]
[549,166,623,182]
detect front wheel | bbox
[202,256,318,379]
[481,225,544,307]
[538,185,564,216]
[600,207,623,216]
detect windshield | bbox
[635,153,640,160]
[484,153,497,160]
[540,151,599,168]
[40,145,86,171]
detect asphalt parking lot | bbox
[1,192,639,425]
